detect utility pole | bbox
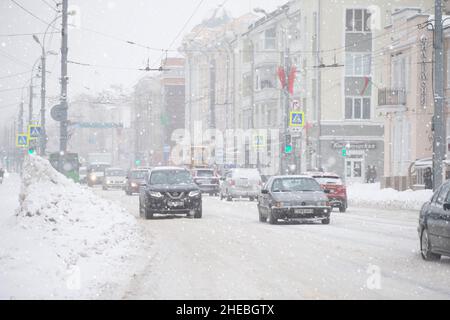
[39,44,47,156]
[316,0,322,171]
[18,101,24,133]
[28,80,33,123]
[433,0,446,191]
[281,43,291,175]
[59,0,69,156]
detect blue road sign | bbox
[28,125,42,139]
[289,111,305,127]
[16,134,29,147]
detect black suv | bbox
[419,181,450,261]
[139,167,202,219]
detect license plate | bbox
[294,209,314,214]
[168,201,184,207]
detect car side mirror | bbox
[140,181,147,187]
[261,189,269,194]
[444,203,450,211]
[324,189,331,194]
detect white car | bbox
[102,168,127,190]
[220,168,262,201]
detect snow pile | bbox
[0,155,144,299]
[347,183,433,211]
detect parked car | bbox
[125,169,149,195]
[306,172,348,212]
[257,175,332,225]
[79,166,87,184]
[191,167,220,196]
[139,167,202,219]
[102,168,127,190]
[418,181,450,261]
[87,163,110,187]
[220,168,262,201]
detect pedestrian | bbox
[424,167,433,190]
[366,165,371,183]
[369,165,377,183]
[0,167,4,184]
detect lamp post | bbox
[33,15,61,156]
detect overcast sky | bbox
[0,0,282,128]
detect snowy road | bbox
[95,189,450,300]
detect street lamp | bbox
[253,7,269,18]
[32,15,62,156]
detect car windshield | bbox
[89,164,109,172]
[106,170,125,177]
[271,178,322,192]
[233,169,261,180]
[196,170,214,177]
[313,176,343,185]
[150,170,193,185]
[131,171,147,179]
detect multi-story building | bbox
[68,90,133,168]
[295,0,432,183]
[133,76,163,166]
[378,7,450,190]
[160,57,185,164]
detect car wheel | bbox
[322,218,331,225]
[339,205,346,213]
[226,192,232,201]
[194,207,202,219]
[102,186,107,191]
[267,209,277,225]
[220,192,224,200]
[249,197,255,202]
[139,201,144,218]
[145,208,154,220]
[258,206,266,222]
[421,228,441,261]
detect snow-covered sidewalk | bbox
[347,183,433,211]
[0,155,145,299]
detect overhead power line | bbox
[10,0,59,30]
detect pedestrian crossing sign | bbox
[289,111,305,127]
[16,134,29,148]
[253,134,266,149]
[28,124,42,140]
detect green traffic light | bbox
[285,145,293,154]
[28,148,35,155]
[135,160,141,166]
[342,148,347,157]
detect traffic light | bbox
[284,134,292,154]
[135,159,141,166]
[28,148,35,155]
[342,148,347,157]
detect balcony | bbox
[377,88,407,113]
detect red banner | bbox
[288,66,297,95]
[277,67,286,89]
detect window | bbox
[345,53,371,76]
[345,97,371,120]
[255,66,276,90]
[264,28,276,50]
[391,55,410,91]
[346,9,371,32]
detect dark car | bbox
[418,182,450,261]
[258,175,332,225]
[191,168,220,196]
[139,167,202,219]
[125,169,149,195]
[306,172,348,212]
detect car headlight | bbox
[189,190,201,197]
[274,201,284,208]
[90,175,97,181]
[131,182,138,187]
[148,191,163,198]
